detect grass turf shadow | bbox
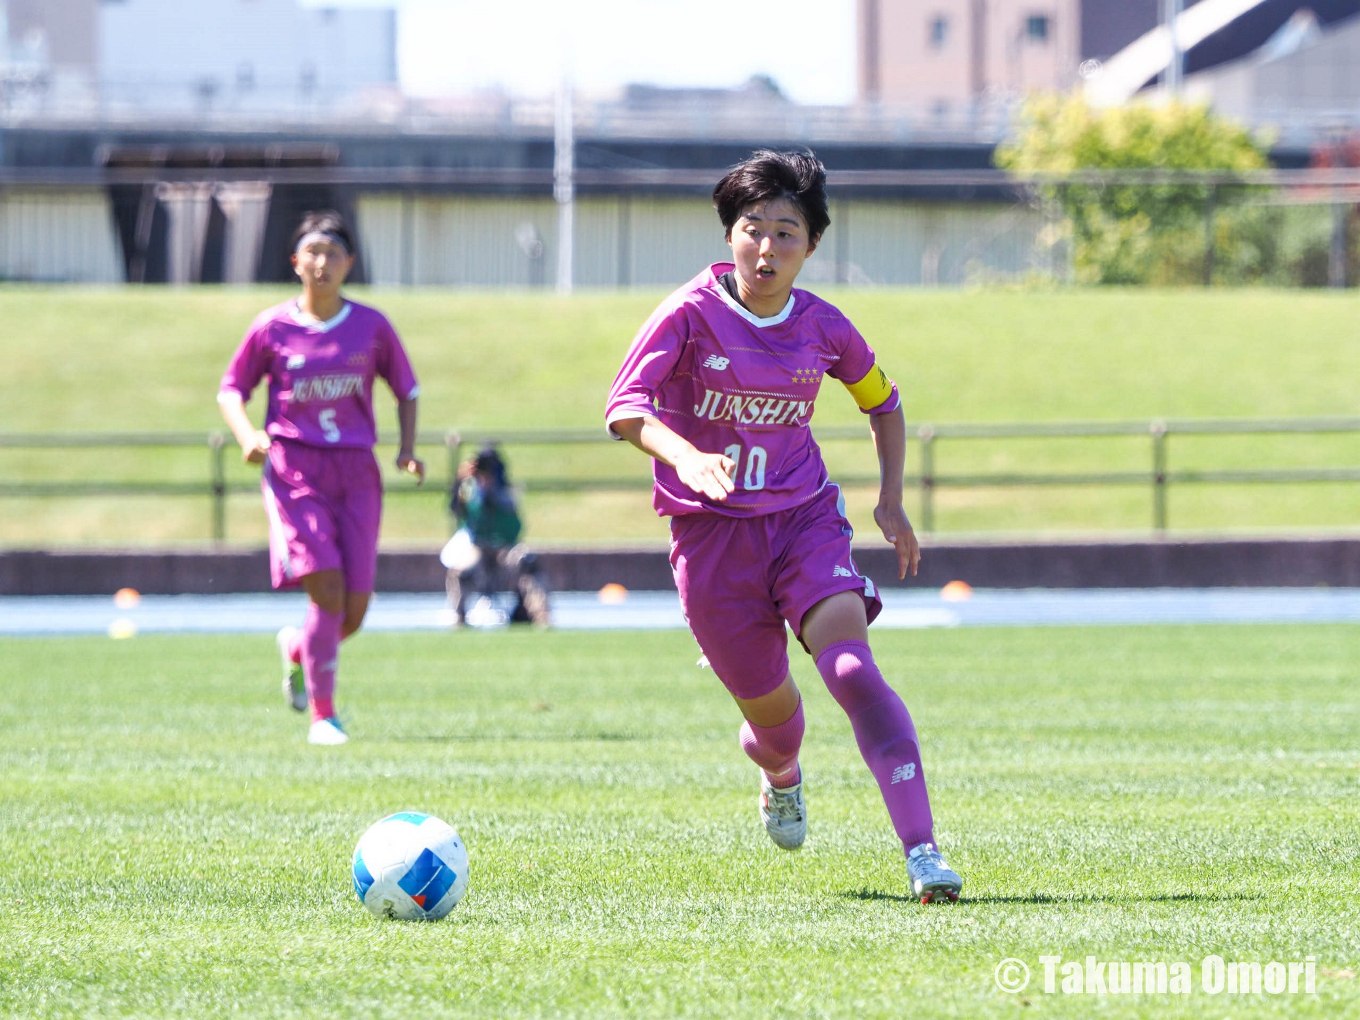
[842,889,1263,906]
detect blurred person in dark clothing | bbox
[443,444,549,627]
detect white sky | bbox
[309,0,857,104]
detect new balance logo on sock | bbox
[833,566,853,578]
[891,763,917,784]
[702,355,730,370]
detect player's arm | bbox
[868,404,920,579]
[841,361,920,579]
[217,392,271,465]
[610,415,735,502]
[218,325,271,465]
[375,319,424,484]
[395,396,425,485]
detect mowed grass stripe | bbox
[1,625,1357,1018]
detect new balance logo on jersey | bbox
[891,763,917,784]
[692,388,814,426]
[832,566,853,578]
[702,355,730,371]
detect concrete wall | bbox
[6,537,1360,595]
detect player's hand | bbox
[397,453,426,486]
[674,449,736,502]
[242,430,271,465]
[874,499,921,579]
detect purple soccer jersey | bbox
[605,263,899,518]
[219,300,419,450]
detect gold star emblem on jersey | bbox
[792,367,821,384]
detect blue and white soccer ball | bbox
[352,812,469,921]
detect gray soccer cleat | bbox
[759,776,807,850]
[906,842,962,903]
[276,626,307,713]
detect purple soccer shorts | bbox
[261,439,383,592]
[669,484,883,700]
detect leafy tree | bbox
[996,97,1270,284]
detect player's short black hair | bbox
[712,150,830,242]
[291,209,355,254]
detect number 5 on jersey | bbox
[319,408,341,443]
[724,444,767,491]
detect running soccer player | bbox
[605,151,962,902]
[217,210,424,746]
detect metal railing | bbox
[1,417,1357,542]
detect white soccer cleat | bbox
[759,776,807,850]
[906,842,962,903]
[308,717,348,746]
[277,626,307,713]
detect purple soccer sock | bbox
[739,700,804,789]
[815,640,934,851]
[301,602,343,722]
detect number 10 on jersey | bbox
[724,444,767,490]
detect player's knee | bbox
[306,574,346,615]
[740,705,804,755]
[341,608,363,637]
[814,640,889,714]
[342,595,371,637]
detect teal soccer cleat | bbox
[276,626,307,713]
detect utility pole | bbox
[1163,0,1184,96]
[554,78,574,295]
[971,0,988,101]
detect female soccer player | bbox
[605,151,962,902]
[217,210,424,746]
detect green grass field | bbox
[3,624,1358,1018]
[2,285,1358,544]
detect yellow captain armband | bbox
[843,363,895,410]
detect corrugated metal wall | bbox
[0,187,1050,287]
[355,193,1049,288]
[0,189,124,283]
[838,201,1053,285]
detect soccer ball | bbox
[352,812,469,920]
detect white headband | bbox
[295,230,350,255]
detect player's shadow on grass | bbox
[843,890,1262,905]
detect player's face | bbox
[727,198,819,313]
[292,240,354,294]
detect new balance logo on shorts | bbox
[891,763,917,784]
[702,355,730,370]
[832,565,853,578]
